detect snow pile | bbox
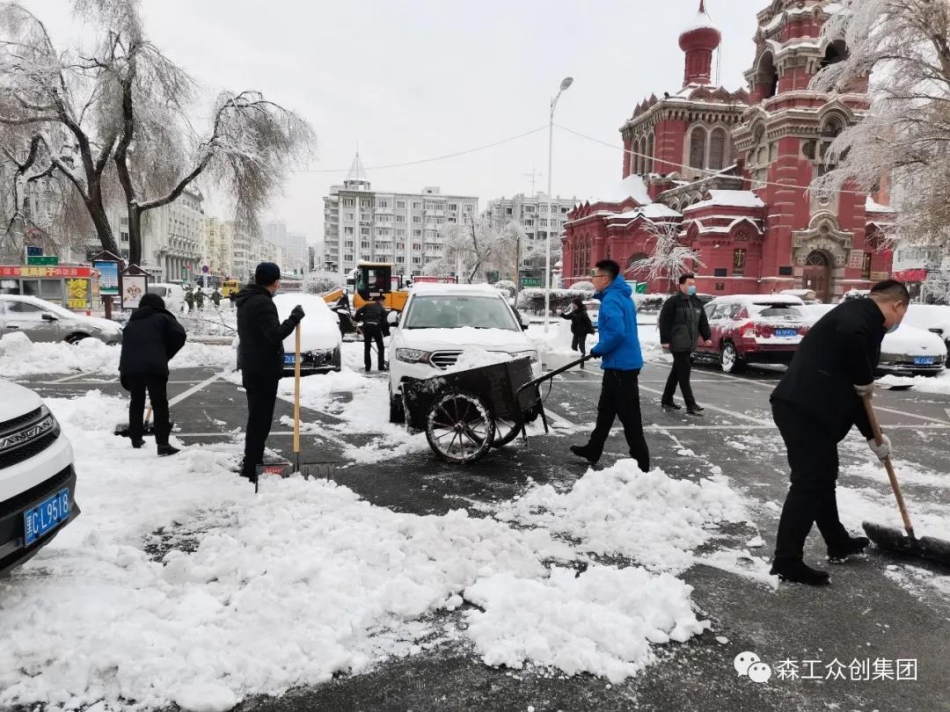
[464,565,705,684]
[444,349,513,373]
[0,331,235,377]
[494,462,750,574]
[0,392,732,710]
[877,371,950,395]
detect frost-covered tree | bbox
[427,217,524,284]
[0,0,314,265]
[630,221,703,293]
[811,0,950,248]
[304,270,342,295]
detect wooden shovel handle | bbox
[294,323,301,456]
[862,395,915,539]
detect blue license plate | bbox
[775,329,797,337]
[914,356,935,365]
[24,488,71,547]
[283,354,295,365]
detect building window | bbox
[448,203,458,211]
[647,133,655,172]
[343,198,354,207]
[413,230,422,237]
[396,201,406,209]
[344,227,354,235]
[361,227,370,235]
[344,213,354,221]
[396,215,405,223]
[709,128,727,171]
[733,249,746,276]
[689,127,707,170]
[412,243,421,251]
[361,241,370,250]
[862,252,872,280]
[345,241,354,249]
[377,200,388,209]
[413,216,421,223]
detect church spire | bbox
[678,0,721,87]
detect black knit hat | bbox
[254,262,281,286]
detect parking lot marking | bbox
[638,383,765,425]
[168,372,224,407]
[544,408,578,430]
[50,372,91,384]
[874,405,950,426]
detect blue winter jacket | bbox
[590,278,644,371]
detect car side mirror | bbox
[42,312,58,322]
[388,311,400,326]
[521,320,529,331]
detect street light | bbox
[544,76,573,333]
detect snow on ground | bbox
[0,391,746,711]
[878,371,950,395]
[493,461,751,575]
[0,331,235,378]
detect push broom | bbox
[861,396,950,566]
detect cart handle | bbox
[515,355,592,399]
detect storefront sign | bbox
[0,266,92,278]
[66,279,91,310]
[121,274,147,309]
[869,271,889,282]
[93,260,120,296]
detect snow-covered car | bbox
[146,283,187,313]
[0,295,122,345]
[0,379,79,575]
[235,293,342,376]
[387,284,540,423]
[803,304,948,376]
[903,305,950,367]
[694,295,810,372]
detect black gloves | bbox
[291,305,305,323]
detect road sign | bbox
[26,246,43,257]
[635,282,647,294]
[521,277,542,288]
[27,255,58,266]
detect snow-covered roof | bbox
[679,1,719,37]
[608,204,681,222]
[592,174,652,205]
[866,196,896,213]
[683,191,766,212]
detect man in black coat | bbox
[559,297,595,367]
[354,295,389,372]
[119,293,187,456]
[659,274,712,415]
[769,280,910,585]
[235,262,305,482]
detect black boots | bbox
[827,536,870,564]
[131,439,145,449]
[661,401,682,411]
[770,559,831,586]
[157,444,180,457]
[570,445,600,465]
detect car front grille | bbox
[430,351,462,370]
[0,430,59,469]
[0,408,42,434]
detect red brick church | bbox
[562,0,894,302]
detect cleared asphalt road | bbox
[15,358,950,712]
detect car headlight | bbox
[510,349,540,363]
[395,348,431,364]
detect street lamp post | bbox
[544,76,573,333]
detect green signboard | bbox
[521,277,542,288]
[27,255,58,266]
[635,282,647,294]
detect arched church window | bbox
[647,133,655,173]
[689,127,707,170]
[709,128,727,171]
[820,40,849,70]
[759,52,778,99]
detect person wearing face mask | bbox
[768,279,910,586]
[658,274,712,416]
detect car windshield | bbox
[748,303,804,320]
[148,285,168,297]
[404,295,519,330]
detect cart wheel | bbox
[492,418,522,448]
[426,391,495,464]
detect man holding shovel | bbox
[235,262,305,484]
[769,280,909,585]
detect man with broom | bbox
[235,262,305,485]
[769,280,910,585]
[119,293,187,456]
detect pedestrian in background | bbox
[570,259,650,472]
[184,288,195,313]
[560,297,595,367]
[194,288,205,311]
[118,293,187,456]
[355,294,389,372]
[211,288,222,308]
[658,274,712,415]
[769,280,910,586]
[235,262,305,484]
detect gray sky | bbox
[38,0,766,244]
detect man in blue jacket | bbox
[570,259,650,472]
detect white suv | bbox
[387,284,540,423]
[0,379,78,575]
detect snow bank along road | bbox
[2,341,950,712]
